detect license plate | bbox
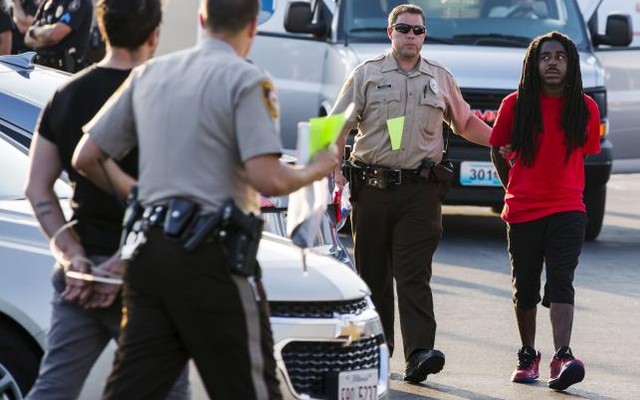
[459,161,501,187]
[338,369,377,400]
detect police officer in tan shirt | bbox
[72,0,338,398]
[332,3,491,383]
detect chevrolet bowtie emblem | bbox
[339,321,365,346]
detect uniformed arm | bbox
[11,0,35,34]
[458,114,492,147]
[25,133,93,305]
[24,22,71,49]
[72,134,137,199]
[245,149,340,197]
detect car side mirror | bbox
[594,14,632,47]
[284,1,327,38]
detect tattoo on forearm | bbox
[34,200,54,218]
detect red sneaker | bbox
[511,345,541,383]
[548,346,585,390]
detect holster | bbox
[417,159,454,183]
[217,200,264,277]
[181,199,263,277]
[431,160,454,183]
[343,162,364,202]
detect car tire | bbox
[0,321,42,398]
[584,185,606,241]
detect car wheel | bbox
[0,321,42,398]
[584,186,606,241]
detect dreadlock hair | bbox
[511,31,590,166]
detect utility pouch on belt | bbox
[218,200,264,277]
[163,198,199,240]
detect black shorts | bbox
[507,211,586,309]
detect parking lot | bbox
[381,172,640,400]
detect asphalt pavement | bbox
[379,173,640,400]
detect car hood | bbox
[347,43,602,89]
[0,58,70,133]
[0,199,370,323]
[259,233,370,302]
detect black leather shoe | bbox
[403,349,445,383]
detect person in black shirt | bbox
[9,0,42,54]
[0,1,11,54]
[24,0,190,398]
[24,0,91,72]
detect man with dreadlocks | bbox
[490,31,600,391]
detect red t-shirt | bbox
[489,92,601,224]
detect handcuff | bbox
[49,220,124,285]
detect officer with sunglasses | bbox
[331,3,492,384]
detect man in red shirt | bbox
[490,31,600,391]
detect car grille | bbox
[449,89,512,145]
[462,89,511,112]
[269,298,368,318]
[281,335,381,398]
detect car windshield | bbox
[0,134,71,200]
[339,0,588,50]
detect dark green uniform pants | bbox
[351,181,446,360]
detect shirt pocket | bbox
[366,89,402,124]
[419,94,446,136]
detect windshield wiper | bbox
[453,33,531,47]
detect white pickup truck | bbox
[579,0,640,172]
[249,0,633,241]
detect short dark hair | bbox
[97,0,162,50]
[388,4,425,27]
[205,0,259,33]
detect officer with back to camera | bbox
[24,0,91,72]
[72,0,340,398]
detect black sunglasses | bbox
[392,23,426,35]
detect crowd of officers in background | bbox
[0,0,103,72]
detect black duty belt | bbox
[352,161,429,190]
[141,204,168,228]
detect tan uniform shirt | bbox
[332,51,472,169]
[85,39,282,214]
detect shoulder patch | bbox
[260,80,279,119]
[59,11,71,23]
